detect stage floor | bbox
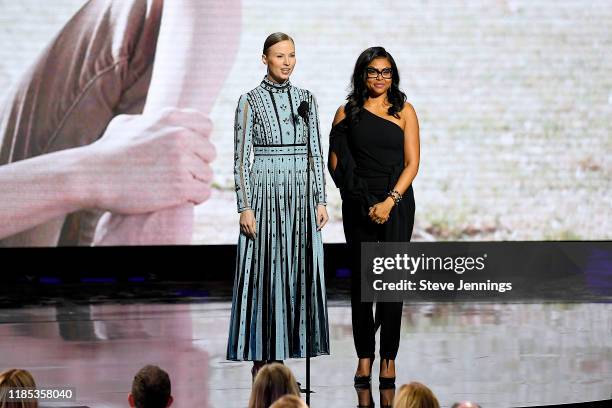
[0,301,610,407]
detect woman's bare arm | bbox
[0,108,213,242]
[369,103,420,223]
[391,102,420,195]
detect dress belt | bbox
[253,143,308,156]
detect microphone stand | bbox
[299,100,314,405]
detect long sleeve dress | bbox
[226,76,330,361]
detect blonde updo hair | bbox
[263,32,294,56]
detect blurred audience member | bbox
[269,394,308,408]
[249,363,300,408]
[0,368,38,408]
[129,365,173,408]
[451,402,481,408]
[393,381,439,408]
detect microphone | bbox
[297,100,309,121]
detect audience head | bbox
[129,365,173,408]
[0,368,38,408]
[451,402,481,408]
[269,394,307,408]
[393,382,440,408]
[248,363,300,408]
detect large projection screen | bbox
[1,0,610,245]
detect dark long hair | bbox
[345,47,406,127]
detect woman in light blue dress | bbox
[226,33,330,377]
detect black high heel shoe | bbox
[354,358,374,388]
[378,358,396,390]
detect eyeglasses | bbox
[366,67,392,79]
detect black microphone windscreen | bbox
[298,101,309,120]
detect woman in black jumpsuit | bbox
[328,47,420,393]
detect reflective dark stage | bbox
[1,298,610,407]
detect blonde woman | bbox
[227,32,330,379]
[393,382,440,408]
[248,363,301,408]
[0,368,38,408]
[269,395,308,408]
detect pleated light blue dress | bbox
[226,76,330,361]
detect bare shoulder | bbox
[400,102,418,125]
[332,104,346,126]
[400,102,417,117]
